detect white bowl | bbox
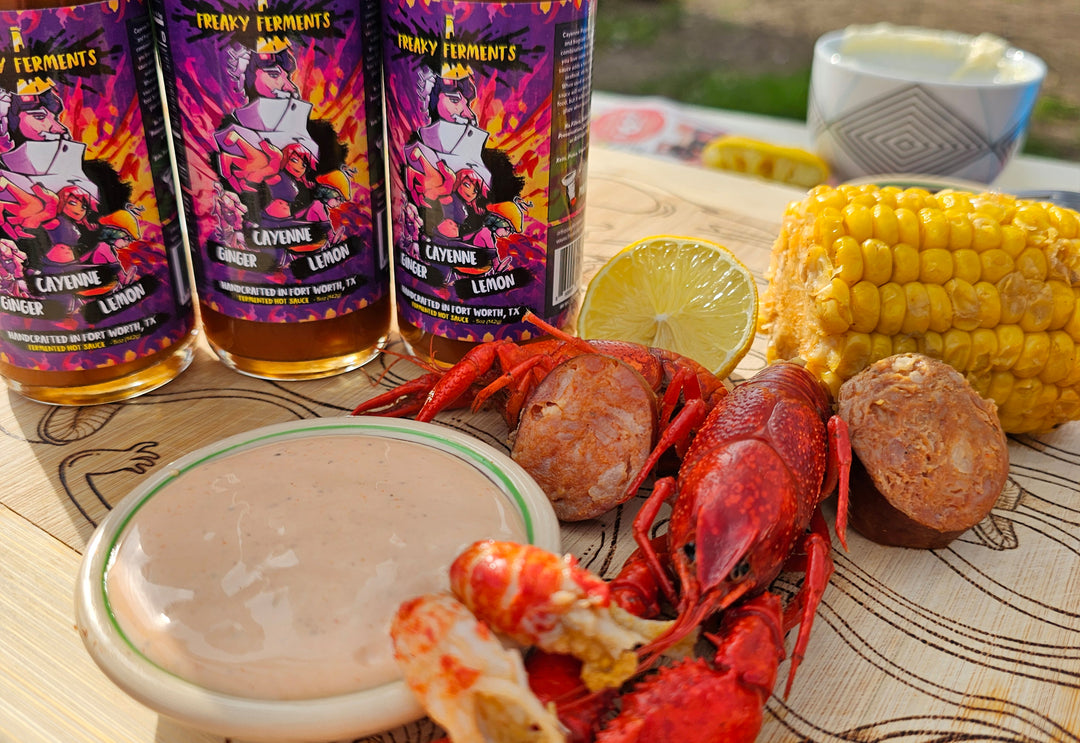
[75,417,561,742]
[808,24,1046,184]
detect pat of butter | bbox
[837,23,1034,84]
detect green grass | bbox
[638,68,812,121]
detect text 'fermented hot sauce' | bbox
[0,0,198,404]
[153,0,391,379]
[382,0,596,365]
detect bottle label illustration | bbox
[384,0,594,341]
[153,0,388,323]
[0,0,194,371]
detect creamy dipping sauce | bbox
[835,24,1040,84]
[105,433,527,700]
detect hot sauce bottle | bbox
[152,0,391,380]
[0,0,197,405]
[382,0,595,365]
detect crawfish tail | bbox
[450,540,670,693]
[390,593,564,743]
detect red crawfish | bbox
[352,312,727,520]
[620,361,851,699]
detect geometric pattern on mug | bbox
[825,85,1010,176]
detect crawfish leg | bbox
[415,342,507,421]
[350,372,444,417]
[610,534,671,619]
[823,414,852,550]
[778,507,835,698]
[623,397,710,500]
[630,477,680,606]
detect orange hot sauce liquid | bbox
[202,294,391,380]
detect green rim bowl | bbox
[74,416,561,742]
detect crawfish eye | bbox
[682,542,696,564]
[729,559,751,582]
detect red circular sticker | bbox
[591,108,666,144]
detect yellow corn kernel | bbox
[831,236,864,284]
[1013,331,1050,378]
[891,243,920,284]
[952,248,981,284]
[1014,204,1051,234]
[974,281,1002,328]
[991,324,1024,370]
[979,249,1014,283]
[868,332,894,363]
[860,238,893,286]
[1022,383,1061,433]
[970,214,1003,252]
[849,280,881,334]
[984,370,1015,408]
[893,335,918,355]
[920,248,953,284]
[917,331,944,359]
[1000,377,1044,428]
[874,187,902,208]
[901,283,930,335]
[946,209,974,250]
[1062,345,1080,387]
[945,278,980,332]
[842,203,874,244]
[816,277,852,334]
[942,328,972,370]
[1047,281,1075,330]
[877,282,906,335]
[1039,331,1075,385]
[819,369,842,400]
[965,369,992,398]
[926,284,953,333]
[1000,223,1026,258]
[969,328,998,372]
[895,207,920,247]
[814,208,845,248]
[1066,289,1080,339]
[871,203,900,244]
[894,190,927,213]
[1019,281,1054,333]
[1050,205,1079,239]
[1016,246,1048,281]
[832,332,872,377]
[996,272,1027,325]
[919,207,950,250]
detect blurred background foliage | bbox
[592,0,1080,161]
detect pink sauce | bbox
[105,433,526,700]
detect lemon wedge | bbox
[577,235,758,378]
[702,135,829,188]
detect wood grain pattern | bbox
[1,146,1078,743]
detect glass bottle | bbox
[382,0,596,365]
[152,0,391,380]
[0,0,198,404]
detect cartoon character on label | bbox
[214,36,354,265]
[402,64,528,286]
[0,78,142,311]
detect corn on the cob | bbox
[760,184,1080,433]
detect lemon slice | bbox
[702,135,829,188]
[577,235,758,378]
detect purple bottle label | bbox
[384,0,594,342]
[153,0,389,324]
[0,0,194,372]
